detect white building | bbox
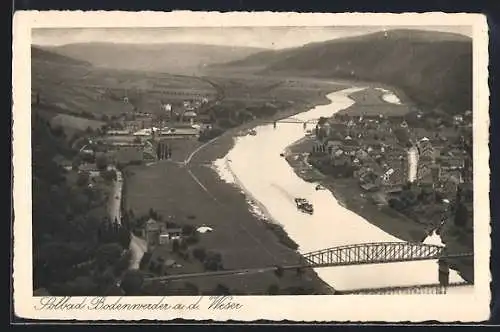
[159,228,183,244]
[162,103,172,112]
[133,127,160,137]
[107,129,131,136]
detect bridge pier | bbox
[438,258,450,293]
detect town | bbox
[56,95,214,169]
[297,93,474,274]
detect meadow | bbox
[336,87,412,117]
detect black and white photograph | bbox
[13,11,490,322]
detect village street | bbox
[107,166,148,270]
[407,146,419,183]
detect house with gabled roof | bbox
[440,157,465,171]
[382,167,405,189]
[325,141,342,157]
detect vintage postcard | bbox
[12,11,490,322]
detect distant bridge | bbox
[262,117,320,128]
[144,241,473,283]
[280,117,319,124]
[275,117,319,124]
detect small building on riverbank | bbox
[145,218,185,251]
[159,228,183,244]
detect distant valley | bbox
[33,29,473,117]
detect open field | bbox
[199,74,348,132]
[207,74,344,104]
[336,87,412,117]
[32,59,216,120]
[50,113,105,132]
[124,161,331,294]
[125,161,299,269]
[31,57,220,142]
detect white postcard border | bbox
[13,11,491,322]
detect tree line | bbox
[32,112,132,295]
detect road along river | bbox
[213,87,473,293]
[108,167,147,270]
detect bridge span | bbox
[262,117,320,128]
[301,241,472,268]
[276,117,319,124]
[144,241,473,285]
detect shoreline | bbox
[220,158,336,294]
[209,85,441,293]
[204,85,432,293]
[285,136,429,243]
[206,93,345,295]
[123,88,347,295]
[284,137,474,283]
[123,83,470,294]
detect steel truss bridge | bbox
[266,117,319,126]
[301,241,472,268]
[144,241,474,292]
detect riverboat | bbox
[294,198,314,214]
[315,184,325,190]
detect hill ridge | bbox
[214,28,472,115]
[37,42,267,74]
[31,45,91,66]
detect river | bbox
[213,87,473,293]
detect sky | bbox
[32,26,472,50]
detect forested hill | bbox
[31,46,91,66]
[32,113,131,295]
[216,29,473,115]
[39,42,265,74]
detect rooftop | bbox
[146,218,158,225]
[78,163,98,172]
[164,228,182,233]
[183,111,197,117]
[160,128,198,136]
